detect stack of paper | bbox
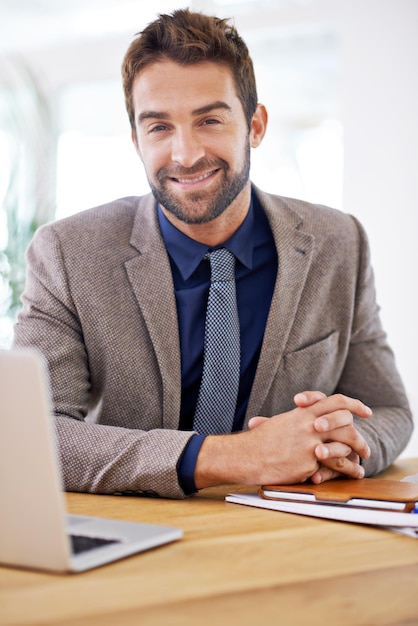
[226,479,418,538]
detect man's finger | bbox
[247,416,269,430]
[315,442,353,460]
[309,394,372,420]
[294,390,327,407]
[311,455,365,483]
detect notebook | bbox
[259,478,418,512]
[0,349,183,573]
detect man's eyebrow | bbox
[138,110,169,123]
[191,101,232,116]
[137,101,232,124]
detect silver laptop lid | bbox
[0,349,72,571]
[0,349,183,573]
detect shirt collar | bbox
[158,200,254,281]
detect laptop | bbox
[0,349,183,573]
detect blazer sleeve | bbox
[13,223,195,499]
[335,216,413,475]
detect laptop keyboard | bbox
[70,534,121,555]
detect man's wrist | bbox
[177,434,206,495]
[194,431,253,489]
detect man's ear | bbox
[250,104,268,148]
[131,128,143,161]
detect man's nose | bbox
[171,128,205,168]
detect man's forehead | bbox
[135,58,234,80]
[132,59,240,113]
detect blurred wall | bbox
[339,0,418,457]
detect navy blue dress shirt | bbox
[158,192,278,494]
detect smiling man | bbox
[13,9,412,498]
[132,60,257,238]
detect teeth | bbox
[176,171,214,184]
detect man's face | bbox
[131,60,254,225]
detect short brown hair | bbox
[122,8,258,132]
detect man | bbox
[13,9,412,499]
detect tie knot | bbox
[207,248,235,282]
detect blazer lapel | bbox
[124,195,181,429]
[246,187,315,421]
[123,190,315,429]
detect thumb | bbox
[294,390,327,407]
[248,416,269,430]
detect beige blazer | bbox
[13,185,412,498]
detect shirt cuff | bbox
[177,434,206,495]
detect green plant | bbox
[0,56,57,343]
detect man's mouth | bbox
[171,169,219,184]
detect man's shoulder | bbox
[52,195,151,228]
[35,194,155,241]
[255,186,349,221]
[253,185,360,237]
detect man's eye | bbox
[150,124,168,133]
[202,118,220,126]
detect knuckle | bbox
[343,409,354,423]
[334,393,347,406]
[335,457,346,469]
[302,464,319,483]
[347,423,357,438]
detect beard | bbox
[146,142,251,225]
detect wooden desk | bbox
[1,458,418,626]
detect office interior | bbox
[0,0,416,457]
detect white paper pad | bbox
[225,493,418,538]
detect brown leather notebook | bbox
[259,478,418,512]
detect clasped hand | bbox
[248,391,372,484]
[194,391,372,490]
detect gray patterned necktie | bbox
[193,248,240,435]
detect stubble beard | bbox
[147,143,251,225]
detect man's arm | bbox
[331,217,413,476]
[243,208,413,484]
[194,393,372,489]
[13,221,194,500]
[289,216,412,481]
